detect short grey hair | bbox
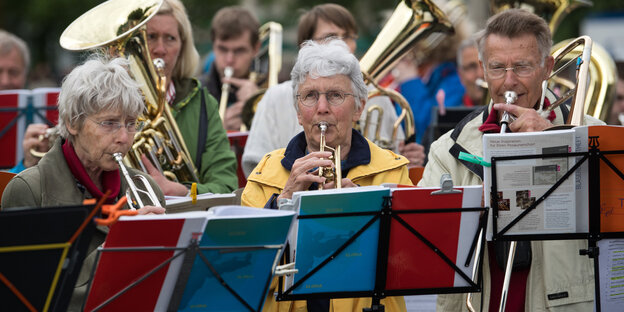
[291,39,367,110]
[457,38,477,68]
[57,56,144,142]
[0,29,30,73]
[476,9,552,66]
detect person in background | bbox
[419,9,603,311]
[457,38,486,107]
[0,29,51,173]
[144,0,237,195]
[201,6,260,131]
[398,33,465,145]
[2,56,166,311]
[242,39,409,312]
[242,3,425,177]
[607,61,624,125]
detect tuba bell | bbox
[359,0,454,149]
[60,0,199,183]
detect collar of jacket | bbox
[170,77,201,111]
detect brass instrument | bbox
[240,22,283,130]
[29,126,59,159]
[113,152,160,209]
[60,0,199,183]
[362,105,384,146]
[359,0,453,148]
[219,66,233,122]
[318,122,341,190]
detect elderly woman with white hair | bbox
[1,56,166,310]
[241,39,410,312]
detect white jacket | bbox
[242,80,404,176]
[419,101,603,312]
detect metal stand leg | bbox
[499,241,517,312]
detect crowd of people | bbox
[0,1,620,311]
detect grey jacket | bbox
[2,139,166,311]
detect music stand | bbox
[488,129,624,312]
[84,207,294,312]
[0,203,97,312]
[276,185,487,311]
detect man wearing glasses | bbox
[418,9,602,312]
[242,39,411,312]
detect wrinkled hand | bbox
[224,101,244,131]
[398,141,425,167]
[278,151,333,200]
[137,205,166,215]
[141,154,188,196]
[493,103,553,132]
[23,123,50,168]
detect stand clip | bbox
[431,173,462,195]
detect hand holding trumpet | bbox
[24,123,51,167]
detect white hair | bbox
[291,39,367,110]
[57,56,144,142]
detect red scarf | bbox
[62,140,121,204]
[478,98,556,133]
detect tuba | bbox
[60,0,199,183]
[359,0,454,149]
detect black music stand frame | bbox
[489,135,624,312]
[0,204,97,312]
[276,194,488,312]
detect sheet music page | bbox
[483,129,588,238]
[598,239,624,311]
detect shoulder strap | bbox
[195,89,208,171]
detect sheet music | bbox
[598,239,624,311]
[483,128,589,238]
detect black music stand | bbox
[489,133,624,312]
[83,208,293,312]
[276,186,487,312]
[0,204,97,312]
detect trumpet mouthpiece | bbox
[318,122,328,132]
[224,66,234,79]
[504,91,517,105]
[153,58,165,70]
[112,152,125,164]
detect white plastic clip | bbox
[275,262,298,276]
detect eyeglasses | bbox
[312,34,358,43]
[87,117,145,133]
[296,90,356,107]
[487,65,536,79]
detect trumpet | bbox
[318,122,341,190]
[500,91,517,133]
[113,152,160,210]
[219,66,233,122]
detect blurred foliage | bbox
[2,0,624,86]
